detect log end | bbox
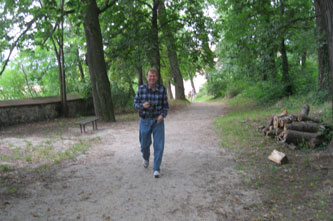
[268,149,288,165]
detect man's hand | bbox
[143,101,150,109]
[157,115,164,124]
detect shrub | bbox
[243,80,286,105]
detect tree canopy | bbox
[0,0,332,117]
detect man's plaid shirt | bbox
[134,84,169,118]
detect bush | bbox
[207,78,227,98]
[224,80,245,98]
[111,83,135,112]
[243,80,286,105]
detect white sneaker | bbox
[143,159,149,168]
[153,171,160,178]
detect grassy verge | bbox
[214,95,333,220]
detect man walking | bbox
[134,68,169,178]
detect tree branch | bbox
[278,16,316,32]
[41,20,59,46]
[65,9,75,15]
[0,18,36,76]
[99,0,118,14]
[136,0,153,9]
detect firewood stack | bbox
[259,104,332,148]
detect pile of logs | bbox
[259,104,332,148]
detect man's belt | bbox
[140,114,159,119]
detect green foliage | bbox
[243,81,287,105]
[111,82,135,112]
[194,83,215,102]
[207,0,319,104]
[0,69,26,99]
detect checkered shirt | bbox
[134,84,169,118]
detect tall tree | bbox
[315,0,331,92]
[82,0,116,121]
[159,2,186,100]
[315,0,333,117]
[50,0,68,116]
[150,0,162,84]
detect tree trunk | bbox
[50,1,68,117]
[316,0,333,119]
[280,38,292,95]
[190,76,196,94]
[135,65,144,86]
[167,44,186,100]
[51,36,68,117]
[59,8,68,117]
[166,80,173,100]
[315,0,331,92]
[262,2,277,81]
[76,47,85,82]
[150,0,162,85]
[83,0,115,121]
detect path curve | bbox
[1,102,259,221]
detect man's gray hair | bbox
[146,68,158,76]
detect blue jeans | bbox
[139,117,165,172]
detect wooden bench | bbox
[76,117,99,133]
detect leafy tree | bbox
[211,0,316,100]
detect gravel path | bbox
[1,102,259,221]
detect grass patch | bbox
[214,95,333,220]
[7,186,18,194]
[0,164,13,172]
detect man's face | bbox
[147,71,158,86]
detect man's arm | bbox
[134,88,144,111]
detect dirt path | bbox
[1,102,259,220]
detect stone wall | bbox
[0,97,94,127]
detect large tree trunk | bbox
[315,0,331,92]
[49,0,68,117]
[316,0,333,119]
[83,0,115,121]
[280,38,292,95]
[190,76,196,95]
[150,0,162,85]
[262,1,277,81]
[51,37,68,117]
[135,65,144,86]
[166,80,173,100]
[59,10,68,117]
[167,44,186,100]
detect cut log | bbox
[278,115,298,128]
[284,121,320,133]
[300,104,310,117]
[278,109,288,117]
[275,128,283,136]
[297,115,322,123]
[273,110,288,129]
[268,149,288,165]
[282,130,318,144]
[265,125,275,137]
